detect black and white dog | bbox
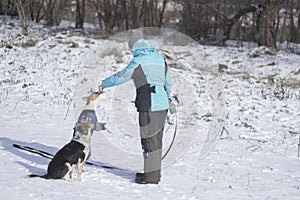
[28,92,103,181]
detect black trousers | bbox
[139,110,167,182]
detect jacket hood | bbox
[131,39,157,56]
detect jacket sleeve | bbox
[101,56,142,88]
[165,66,172,98]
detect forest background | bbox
[1,0,299,51]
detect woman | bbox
[99,30,172,184]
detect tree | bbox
[45,0,69,26]
[29,0,45,23]
[75,0,85,28]
[257,0,286,49]
[298,2,300,43]
[178,0,290,48]
[0,0,18,16]
[92,0,169,32]
[15,0,29,35]
[45,0,55,25]
[11,0,298,47]
[158,0,168,27]
[288,0,300,43]
[220,5,258,44]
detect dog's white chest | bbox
[72,132,91,161]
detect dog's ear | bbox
[74,122,79,129]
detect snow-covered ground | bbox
[0,18,300,200]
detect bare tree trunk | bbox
[275,7,281,43]
[2,0,8,15]
[142,0,147,26]
[182,0,192,34]
[130,0,143,28]
[289,0,296,43]
[15,0,29,35]
[158,0,168,27]
[75,0,85,28]
[257,0,285,49]
[45,0,67,26]
[35,0,45,22]
[280,7,287,43]
[115,0,122,31]
[149,0,154,26]
[298,5,300,43]
[29,0,34,21]
[218,4,257,44]
[94,0,103,30]
[102,0,117,33]
[121,0,129,30]
[110,0,117,31]
[46,0,55,26]
[130,0,137,28]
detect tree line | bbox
[179,0,300,49]
[0,0,299,49]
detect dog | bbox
[73,92,105,161]
[28,92,102,181]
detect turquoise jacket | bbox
[101,39,172,112]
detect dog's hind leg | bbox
[77,158,84,181]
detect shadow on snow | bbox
[0,137,136,181]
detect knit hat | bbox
[128,30,144,49]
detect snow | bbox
[0,18,300,200]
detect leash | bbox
[13,144,53,159]
[162,110,178,160]
[162,96,179,160]
[12,143,129,171]
[126,92,178,160]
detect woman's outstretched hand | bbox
[98,85,104,94]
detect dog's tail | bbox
[26,174,51,179]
